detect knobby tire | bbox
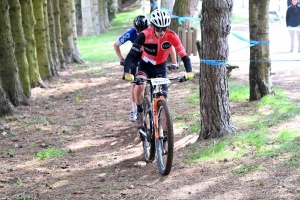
[142,95,155,162]
[156,100,174,175]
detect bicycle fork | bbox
[153,97,165,140]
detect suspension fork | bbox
[153,96,165,140]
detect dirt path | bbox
[0,58,300,199]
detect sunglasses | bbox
[153,26,168,32]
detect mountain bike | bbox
[134,75,188,175]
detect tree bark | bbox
[0,78,16,116]
[53,0,66,69]
[170,0,198,32]
[161,0,174,12]
[59,0,75,64]
[43,0,56,76]
[150,0,158,13]
[0,0,28,106]
[20,0,47,88]
[81,0,96,36]
[108,0,117,21]
[198,0,235,140]
[48,0,60,75]
[170,0,187,33]
[249,0,274,100]
[91,0,100,35]
[70,0,84,63]
[32,0,51,79]
[8,0,31,97]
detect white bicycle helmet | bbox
[149,9,171,27]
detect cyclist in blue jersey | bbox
[114,15,178,122]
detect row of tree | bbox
[0,0,274,141]
[0,0,83,115]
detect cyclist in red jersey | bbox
[124,9,194,128]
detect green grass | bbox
[231,15,249,24]
[186,85,300,166]
[228,81,249,102]
[35,147,67,161]
[78,9,141,62]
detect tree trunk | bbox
[48,0,60,74]
[98,0,111,33]
[150,0,158,13]
[8,0,31,97]
[104,1,111,29]
[0,0,28,106]
[170,0,187,33]
[108,0,117,21]
[0,79,16,116]
[161,0,174,12]
[32,0,51,79]
[20,0,47,88]
[59,0,75,64]
[249,0,274,100]
[70,0,84,64]
[91,0,100,35]
[81,0,96,36]
[170,0,198,32]
[198,0,235,140]
[53,0,66,69]
[43,0,55,76]
[184,0,198,28]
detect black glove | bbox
[120,59,125,66]
[167,64,179,71]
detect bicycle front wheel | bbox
[156,100,174,175]
[142,95,155,162]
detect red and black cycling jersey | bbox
[124,27,192,73]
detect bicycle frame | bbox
[145,78,170,139]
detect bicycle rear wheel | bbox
[142,95,155,162]
[156,100,174,175]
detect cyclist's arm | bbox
[170,34,192,72]
[124,33,145,73]
[113,43,124,60]
[114,28,135,61]
[170,46,177,64]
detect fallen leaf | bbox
[260,182,265,186]
[72,191,84,194]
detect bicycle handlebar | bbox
[131,75,188,85]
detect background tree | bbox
[48,0,60,74]
[91,0,100,35]
[249,0,274,100]
[98,0,111,33]
[53,0,66,69]
[161,0,174,12]
[0,0,28,106]
[70,0,84,64]
[108,0,118,21]
[0,79,16,116]
[170,0,186,33]
[150,0,158,13]
[59,0,83,64]
[20,0,46,88]
[198,0,235,140]
[32,0,51,79]
[8,0,31,97]
[81,0,96,36]
[43,0,56,76]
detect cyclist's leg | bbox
[134,61,148,128]
[129,64,138,121]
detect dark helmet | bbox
[133,15,149,32]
